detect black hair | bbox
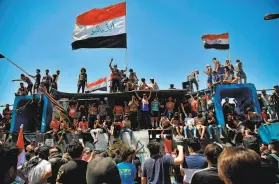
[204,143,223,165]
[20,74,25,77]
[197,113,203,118]
[0,143,20,184]
[187,138,201,152]
[37,146,50,160]
[166,135,172,140]
[213,57,216,60]
[147,140,161,156]
[120,148,134,161]
[36,69,40,72]
[269,140,279,151]
[262,142,268,147]
[170,84,174,87]
[66,140,84,159]
[141,78,145,82]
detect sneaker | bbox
[209,136,213,139]
[200,137,204,140]
[93,139,98,144]
[220,135,225,139]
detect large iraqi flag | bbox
[201,33,229,50]
[72,2,127,50]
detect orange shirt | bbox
[114,106,123,116]
[164,139,172,153]
[191,100,198,112]
[50,119,60,131]
[79,121,89,129]
[114,122,124,128]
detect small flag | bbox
[201,33,229,50]
[0,54,5,58]
[72,2,126,50]
[85,77,107,92]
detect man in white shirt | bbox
[183,113,197,139]
[18,146,52,184]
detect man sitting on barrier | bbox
[244,107,261,136]
[90,115,103,144]
[160,113,172,129]
[183,112,196,139]
[171,112,183,139]
[114,104,124,122]
[226,114,244,144]
[194,113,206,139]
[120,115,133,144]
[207,111,224,139]
[79,116,89,132]
[15,82,28,96]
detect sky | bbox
[0,0,278,111]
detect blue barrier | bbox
[213,83,261,127]
[10,94,52,133]
[258,123,279,143]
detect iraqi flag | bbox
[72,2,126,50]
[15,124,26,184]
[85,77,107,92]
[202,33,229,50]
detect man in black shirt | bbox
[267,139,279,183]
[77,68,87,93]
[86,156,121,184]
[191,143,224,184]
[29,69,41,94]
[56,140,88,184]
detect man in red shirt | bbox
[114,105,124,121]
[79,116,89,131]
[191,95,199,118]
[161,130,172,154]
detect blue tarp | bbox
[10,94,52,133]
[258,123,279,143]
[213,83,261,126]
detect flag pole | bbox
[228,49,231,62]
[125,0,128,71]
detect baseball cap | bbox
[206,64,210,67]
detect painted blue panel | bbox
[259,123,279,143]
[10,94,52,133]
[213,83,261,127]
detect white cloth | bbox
[186,118,195,127]
[26,159,51,184]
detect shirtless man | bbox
[13,74,33,95]
[26,139,36,153]
[166,97,175,120]
[194,114,205,139]
[160,114,172,129]
[128,95,139,130]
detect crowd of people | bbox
[1,56,279,184]
[1,136,279,184]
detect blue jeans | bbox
[120,127,133,141]
[208,124,222,137]
[183,126,197,138]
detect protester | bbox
[109,58,122,92]
[135,91,151,129]
[77,68,87,93]
[191,143,224,184]
[128,95,139,130]
[15,82,28,96]
[203,64,213,89]
[56,140,88,184]
[18,146,52,184]
[13,74,34,95]
[117,148,137,184]
[267,139,279,183]
[29,69,41,94]
[218,147,262,184]
[234,59,247,84]
[149,77,159,90]
[141,141,184,184]
[0,143,20,184]
[151,96,160,128]
[120,115,133,144]
[42,69,52,93]
[188,70,199,92]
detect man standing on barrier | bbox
[135,91,152,129]
[77,68,87,93]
